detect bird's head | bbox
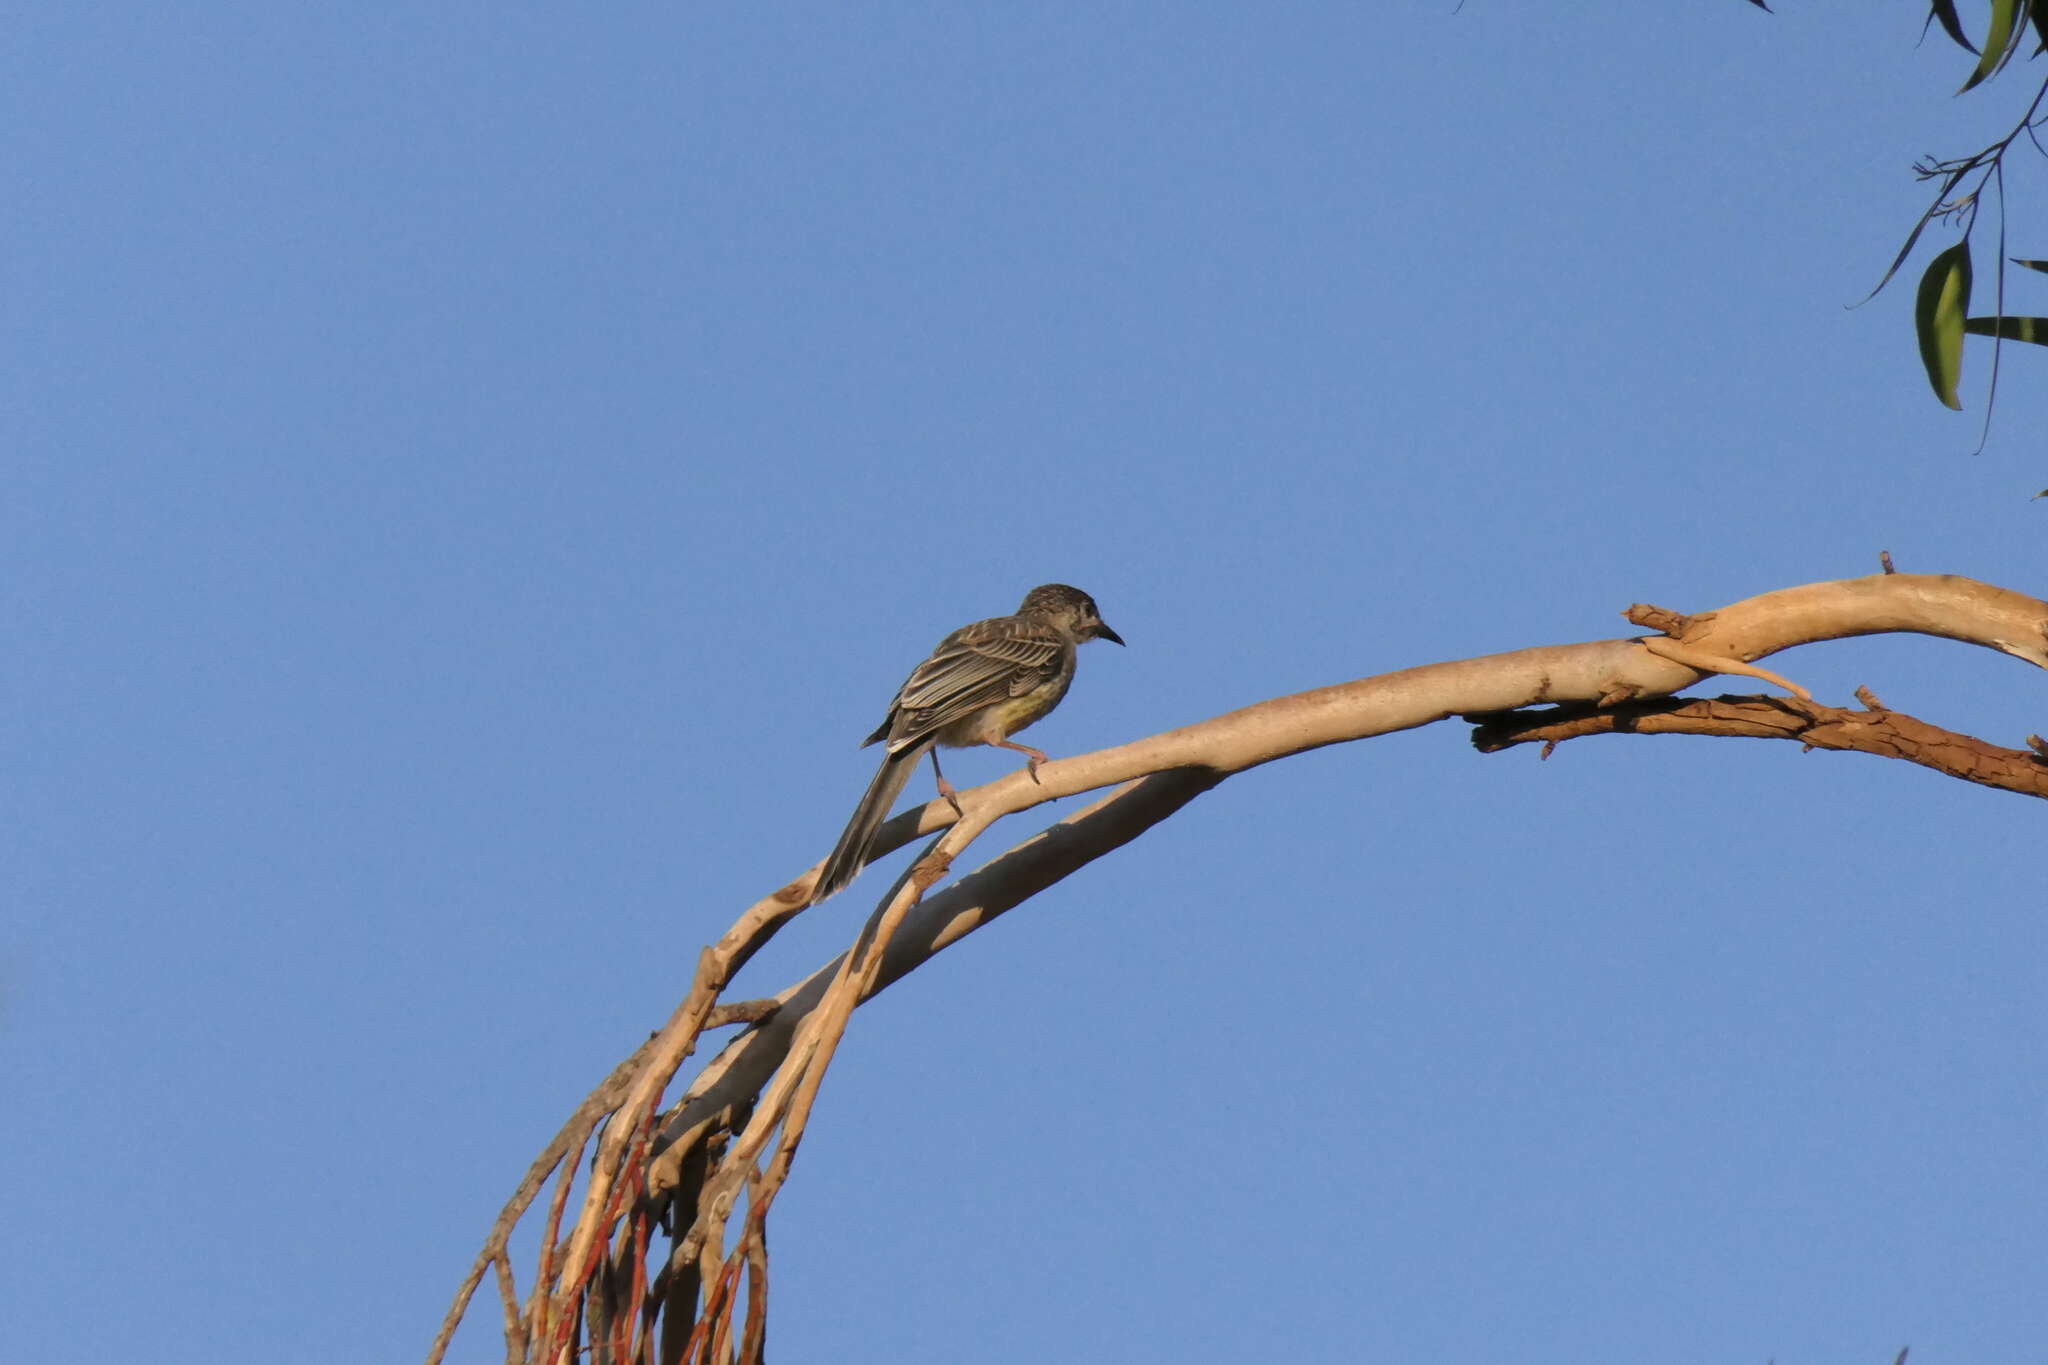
[1018,583,1124,646]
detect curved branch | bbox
[652,573,2048,1223]
[438,571,2048,1365]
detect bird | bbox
[809,583,1124,905]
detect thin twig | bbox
[427,1034,661,1365]
[740,1212,769,1365]
[492,1254,521,1360]
[1636,635,1814,699]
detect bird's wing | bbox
[874,614,1066,749]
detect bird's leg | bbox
[990,738,1051,784]
[928,748,965,816]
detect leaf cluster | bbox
[1869,3,2048,442]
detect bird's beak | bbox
[1095,622,1126,646]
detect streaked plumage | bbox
[810,584,1123,905]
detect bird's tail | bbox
[811,741,929,905]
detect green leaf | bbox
[1964,314,2048,343]
[1916,241,1973,409]
[1929,0,1979,53]
[2010,258,2048,274]
[1961,0,2020,92]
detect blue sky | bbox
[7,5,2046,1362]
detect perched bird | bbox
[810,583,1124,905]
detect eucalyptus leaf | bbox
[1963,315,2048,344]
[1960,0,2019,92]
[1916,242,1973,408]
[1929,0,1979,53]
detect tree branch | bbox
[433,571,2048,1365]
[1469,692,2048,799]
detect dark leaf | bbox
[1964,314,2048,343]
[1929,0,1979,53]
[1861,203,1948,304]
[2010,258,2048,274]
[1857,156,1980,306]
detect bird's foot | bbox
[992,738,1052,785]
